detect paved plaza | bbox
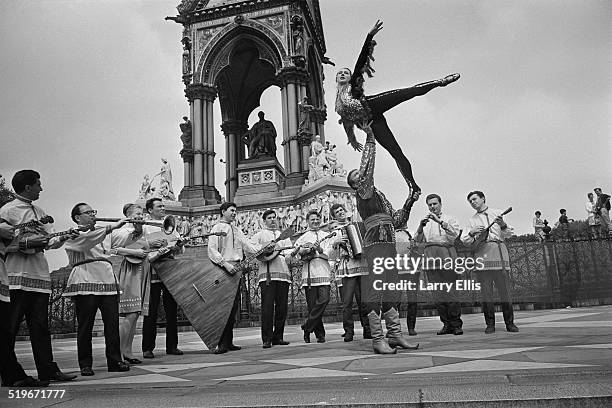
[3,305,612,407]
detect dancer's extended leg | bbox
[370,115,420,192]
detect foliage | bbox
[0,174,15,209]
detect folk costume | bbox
[0,236,31,387]
[141,224,182,357]
[63,226,136,372]
[335,24,460,194]
[329,220,370,341]
[294,229,333,343]
[395,227,419,336]
[414,213,463,334]
[351,136,419,354]
[0,195,71,382]
[462,208,517,333]
[251,228,292,347]
[208,220,258,353]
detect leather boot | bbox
[406,302,418,336]
[383,307,419,350]
[367,311,396,355]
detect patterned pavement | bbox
[10,305,612,387]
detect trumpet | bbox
[94,215,176,235]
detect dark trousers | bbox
[142,281,178,352]
[428,269,463,329]
[7,290,58,380]
[474,270,514,326]
[74,295,122,369]
[259,281,289,343]
[366,81,439,192]
[0,301,27,386]
[341,276,370,336]
[219,286,241,348]
[302,285,330,338]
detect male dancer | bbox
[346,132,419,354]
[141,197,183,358]
[414,194,463,335]
[251,210,292,348]
[329,203,370,341]
[0,170,76,382]
[461,191,518,334]
[208,202,258,354]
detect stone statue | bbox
[292,27,304,55]
[298,96,315,134]
[243,111,277,159]
[155,158,175,200]
[139,174,154,199]
[181,37,191,75]
[179,116,192,149]
[325,142,347,177]
[307,135,329,183]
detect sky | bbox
[1,0,610,271]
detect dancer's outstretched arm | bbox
[350,20,383,96]
[354,131,376,200]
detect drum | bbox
[345,223,364,258]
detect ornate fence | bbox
[29,237,612,335]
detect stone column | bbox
[221,120,247,203]
[277,67,309,186]
[181,83,220,205]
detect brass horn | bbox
[94,215,176,235]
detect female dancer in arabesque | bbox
[335,20,460,194]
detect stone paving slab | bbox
[2,305,612,407]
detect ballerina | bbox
[335,20,460,194]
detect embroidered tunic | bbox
[294,230,333,287]
[328,221,368,279]
[414,213,460,271]
[0,257,9,303]
[0,196,64,294]
[208,221,258,269]
[250,229,291,284]
[141,223,183,283]
[462,209,514,271]
[63,226,133,296]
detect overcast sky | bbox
[1,0,610,270]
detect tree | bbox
[0,174,15,209]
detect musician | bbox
[294,210,333,343]
[461,191,519,334]
[0,221,49,387]
[594,187,612,235]
[141,197,183,359]
[63,203,132,375]
[395,226,419,336]
[0,170,76,382]
[251,210,292,349]
[414,194,463,335]
[116,204,149,365]
[329,203,371,342]
[346,132,419,354]
[208,202,258,354]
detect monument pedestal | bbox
[179,186,221,207]
[233,157,286,206]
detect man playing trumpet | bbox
[141,197,184,359]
